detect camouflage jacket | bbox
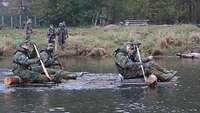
[25,23,33,34]
[114,47,151,79]
[47,27,56,39]
[40,49,61,69]
[57,26,68,39]
[13,46,39,71]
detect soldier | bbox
[24,19,33,41]
[62,21,69,38]
[13,42,81,83]
[12,41,47,83]
[47,24,56,44]
[40,43,62,69]
[114,41,176,81]
[40,43,80,80]
[57,22,68,50]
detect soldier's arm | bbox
[40,51,49,65]
[14,52,39,65]
[134,54,151,63]
[56,28,60,35]
[141,57,152,63]
[47,30,52,38]
[65,28,69,38]
[116,53,141,68]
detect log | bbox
[4,76,23,85]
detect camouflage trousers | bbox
[58,36,66,50]
[144,61,176,81]
[13,68,42,82]
[13,66,79,83]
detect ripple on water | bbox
[48,107,69,113]
[0,84,5,91]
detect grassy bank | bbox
[0,25,200,57]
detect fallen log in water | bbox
[2,73,178,89]
[4,76,23,85]
[176,53,200,59]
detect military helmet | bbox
[20,41,32,50]
[124,41,139,51]
[50,24,54,27]
[59,22,63,27]
[131,41,141,46]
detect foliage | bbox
[27,0,200,26]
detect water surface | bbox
[0,57,199,113]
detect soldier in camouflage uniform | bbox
[47,24,56,44]
[25,19,33,41]
[12,41,47,83]
[62,21,69,38]
[13,42,80,83]
[40,43,79,80]
[40,43,62,70]
[114,42,176,81]
[57,22,68,50]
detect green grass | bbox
[0,24,200,56]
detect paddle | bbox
[136,45,147,82]
[54,36,58,52]
[32,43,52,80]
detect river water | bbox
[0,57,199,113]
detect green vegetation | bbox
[29,0,200,25]
[0,25,200,57]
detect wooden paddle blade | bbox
[32,43,52,80]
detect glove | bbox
[148,56,153,60]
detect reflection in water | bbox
[0,57,199,113]
[60,57,118,73]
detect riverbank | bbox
[0,24,200,57]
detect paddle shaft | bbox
[136,46,147,82]
[54,36,58,52]
[33,43,52,80]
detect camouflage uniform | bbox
[57,22,68,50]
[40,44,79,80]
[12,42,45,82]
[114,43,176,81]
[25,19,33,41]
[47,25,56,44]
[40,44,61,70]
[62,21,69,38]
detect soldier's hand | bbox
[148,56,153,60]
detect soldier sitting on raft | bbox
[40,43,62,69]
[114,41,177,84]
[12,41,80,83]
[39,43,80,80]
